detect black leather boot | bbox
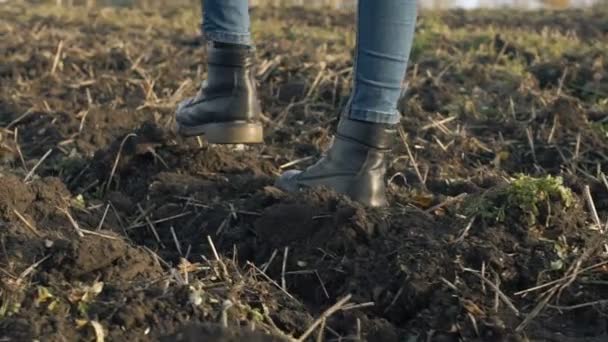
[276,116,396,207]
[175,44,263,144]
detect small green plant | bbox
[465,175,574,226]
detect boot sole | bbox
[177,122,264,144]
[276,171,389,208]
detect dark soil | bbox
[1,2,608,341]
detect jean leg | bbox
[202,0,252,46]
[349,0,417,124]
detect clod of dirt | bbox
[0,173,36,219]
[254,202,321,245]
[70,235,128,276]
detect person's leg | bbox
[202,0,252,46]
[175,0,263,144]
[349,0,417,124]
[277,0,418,207]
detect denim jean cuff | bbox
[203,30,252,46]
[349,107,401,124]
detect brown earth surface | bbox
[1,2,608,341]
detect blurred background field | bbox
[27,0,608,10]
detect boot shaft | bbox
[204,45,257,97]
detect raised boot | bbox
[276,116,396,207]
[175,43,263,144]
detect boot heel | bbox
[203,122,264,144]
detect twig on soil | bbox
[137,204,164,248]
[525,128,538,165]
[493,271,501,313]
[207,235,230,281]
[440,277,459,292]
[451,217,475,244]
[574,132,582,164]
[383,285,404,314]
[80,228,122,240]
[398,127,427,190]
[583,185,608,253]
[601,173,608,193]
[13,209,42,237]
[126,211,192,230]
[280,156,314,169]
[282,247,289,291]
[463,268,520,317]
[80,229,120,240]
[547,299,608,311]
[51,40,64,75]
[6,109,34,129]
[260,303,297,341]
[421,116,456,132]
[142,246,172,269]
[468,312,481,337]
[296,294,352,342]
[185,245,192,259]
[68,162,90,188]
[108,202,129,238]
[516,290,554,332]
[315,270,330,299]
[316,319,326,342]
[215,212,232,235]
[79,180,100,196]
[247,261,299,302]
[13,128,28,172]
[547,114,558,144]
[305,62,327,99]
[0,237,11,273]
[261,249,278,273]
[427,193,468,214]
[556,66,569,97]
[147,146,169,169]
[58,207,84,237]
[18,254,50,282]
[106,133,137,192]
[77,110,89,134]
[584,185,603,229]
[170,226,183,256]
[24,148,53,182]
[175,196,262,217]
[96,204,110,231]
[481,262,487,295]
[221,300,233,327]
[59,207,117,239]
[341,301,375,311]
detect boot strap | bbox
[208,47,253,67]
[336,118,396,150]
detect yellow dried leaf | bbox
[75,319,88,328]
[462,299,485,317]
[412,194,434,209]
[90,320,105,342]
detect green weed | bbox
[465,175,574,226]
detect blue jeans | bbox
[201,0,417,124]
